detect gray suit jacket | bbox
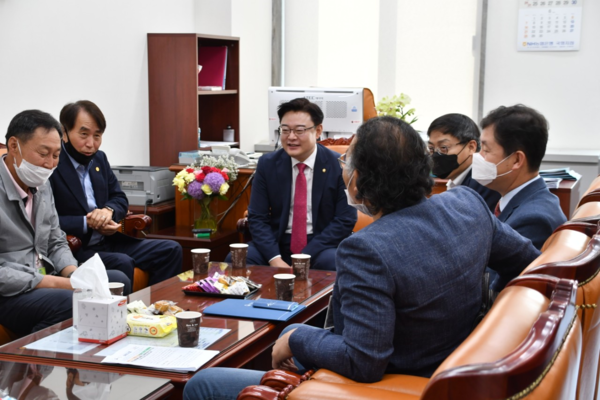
[0,156,77,296]
[289,186,540,382]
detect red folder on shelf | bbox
[198,46,228,89]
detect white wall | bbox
[195,0,273,152]
[484,1,600,151]
[395,0,479,132]
[0,0,196,165]
[231,0,272,153]
[284,0,479,134]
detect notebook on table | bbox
[203,299,306,321]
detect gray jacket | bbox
[0,156,77,296]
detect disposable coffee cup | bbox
[274,273,296,301]
[176,311,202,347]
[191,249,211,280]
[230,243,249,269]
[291,254,311,281]
[108,282,125,296]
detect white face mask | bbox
[344,172,373,217]
[472,152,514,187]
[13,140,56,188]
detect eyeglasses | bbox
[338,153,348,169]
[427,142,464,155]
[279,126,316,137]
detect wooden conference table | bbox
[0,265,335,385]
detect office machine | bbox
[263,87,365,152]
[111,166,175,206]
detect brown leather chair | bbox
[579,175,600,200]
[572,201,600,221]
[67,214,152,293]
[238,276,581,400]
[0,327,18,346]
[578,191,600,209]
[522,233,600,399]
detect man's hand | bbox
[272,328,297,370]
[36,275,74,290]
[95,220,120,236]
[86,208,114,230]
[269,257,291,269]
[61,265,77,278]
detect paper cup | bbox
[176,311,202,347]
[191,249,210,280]
[274,273,296,301]
[291,254,311,281]
[230,243,249,269]
[108,282,125,296]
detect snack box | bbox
[77,296,128,344]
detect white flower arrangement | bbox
[376,93,418,125]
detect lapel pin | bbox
[96,167,100,172]
[322,168,326,173]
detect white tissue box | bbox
[77,296,128,344]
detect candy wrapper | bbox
[149,300,184,316]
[183,272,254,295]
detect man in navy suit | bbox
[183,117,540,399]
[49,100,182,288]
[241,98,356,270]
[427,113,500,211]
[473,105,566,289]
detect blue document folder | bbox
[203,299,306,321]
[253,298,299,311]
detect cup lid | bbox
[291,254,311,259]
[273,273,296,279]
[230,243,249,248]
[176,311,202,319]
[191,248,211,254]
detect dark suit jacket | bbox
[289,187,540,382]
[461,169,501,212]
[49,150,129,247]
[248,144,357,261]
[498,176,566,250]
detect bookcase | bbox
[147,33,240,167]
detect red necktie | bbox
[494,202,501,218]
[291,163,307,254]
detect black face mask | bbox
[431,143,469,179]
[63,130,95,165]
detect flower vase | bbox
[194,197,218,233]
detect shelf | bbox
[148,33,240,167]
[197,90,238,96]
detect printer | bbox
[111,166,175,206]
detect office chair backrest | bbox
[582,175,600,198]
[525,234,600,331]
[422,276,581,400]
[578,290,600,400]
[572,201,600,221]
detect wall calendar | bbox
[517,0,583,51]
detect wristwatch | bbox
[104,206,115,214]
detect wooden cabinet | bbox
[148,33,240,167]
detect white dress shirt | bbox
[446,165,472,190]
[498,175,542,213]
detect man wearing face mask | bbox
[0,110,128,335]
[427,113,500,211]
[48,100,182,288]
[473,104,565,254]
[182,116,540,399]
[238,98,356,271]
